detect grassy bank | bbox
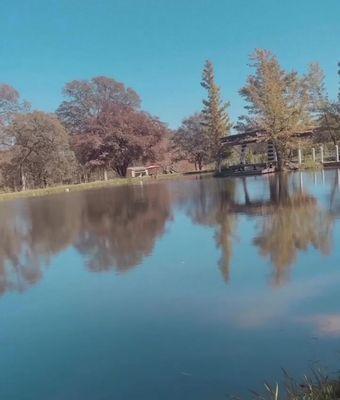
[0,172,187,202]
[251,370,340,400]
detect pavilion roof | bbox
[221,127,318,146]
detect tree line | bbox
[0,76,171,191]
[173,49,340,171]
[0,48,339,191]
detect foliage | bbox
[56,76,141,134]
[172,113,210,170]
[318,102,340,145]
[201,60,232,171]
[239,49,315,169]
[305,63,340,144]
[302,159,323,170]
[0,84,30,146]
[73,103,167,176]
[57,76,167,176]
[4,112,77,190]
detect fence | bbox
[296,144,339,165]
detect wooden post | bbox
[312,147,316,162]
[298,148,302,165]
[336,145,339,162]
[320,146,324,164]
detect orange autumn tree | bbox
[239,49,315,170]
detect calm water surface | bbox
[1,170,340,399]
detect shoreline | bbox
[0,171,215,202]
[0,173,181,202]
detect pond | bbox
[1,170,340,400]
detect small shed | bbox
[126,165,162,178]
[146,164,162,176]
[126,166,149,178]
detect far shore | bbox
[0,171,214,202]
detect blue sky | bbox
[0,0,339,129]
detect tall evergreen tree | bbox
[338,61,340,101]
[201,61,232,172]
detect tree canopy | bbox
[4,112,77,190]
[172,113,210,171]
[0,84,30,146]
[56,76,141,134]
[239,49,316,168]
[73,103,167,176]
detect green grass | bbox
[300,159,323,170]
[0,172,186,202]
[248,369,340,400]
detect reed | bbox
[248,369,340,400]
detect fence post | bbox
[320,146,324,164]
[336,145,339,162]
[298,148,302,165]
[312,147,316,162]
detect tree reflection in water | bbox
[185,173,334,286]
[0,194,83,295]
[0,172,337,295]
[75,184,171,272]
[0,183,171,294]
[253,174,333,286]
[180,177,237,282]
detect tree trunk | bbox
[323,113,337,145]
[274,142,284,171]
[115,164,128,177]
[216,158,222,173]
[20,166,26,191]
[104,169,108,181]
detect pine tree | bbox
[201,60,232,172]
[338,61,340,101]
